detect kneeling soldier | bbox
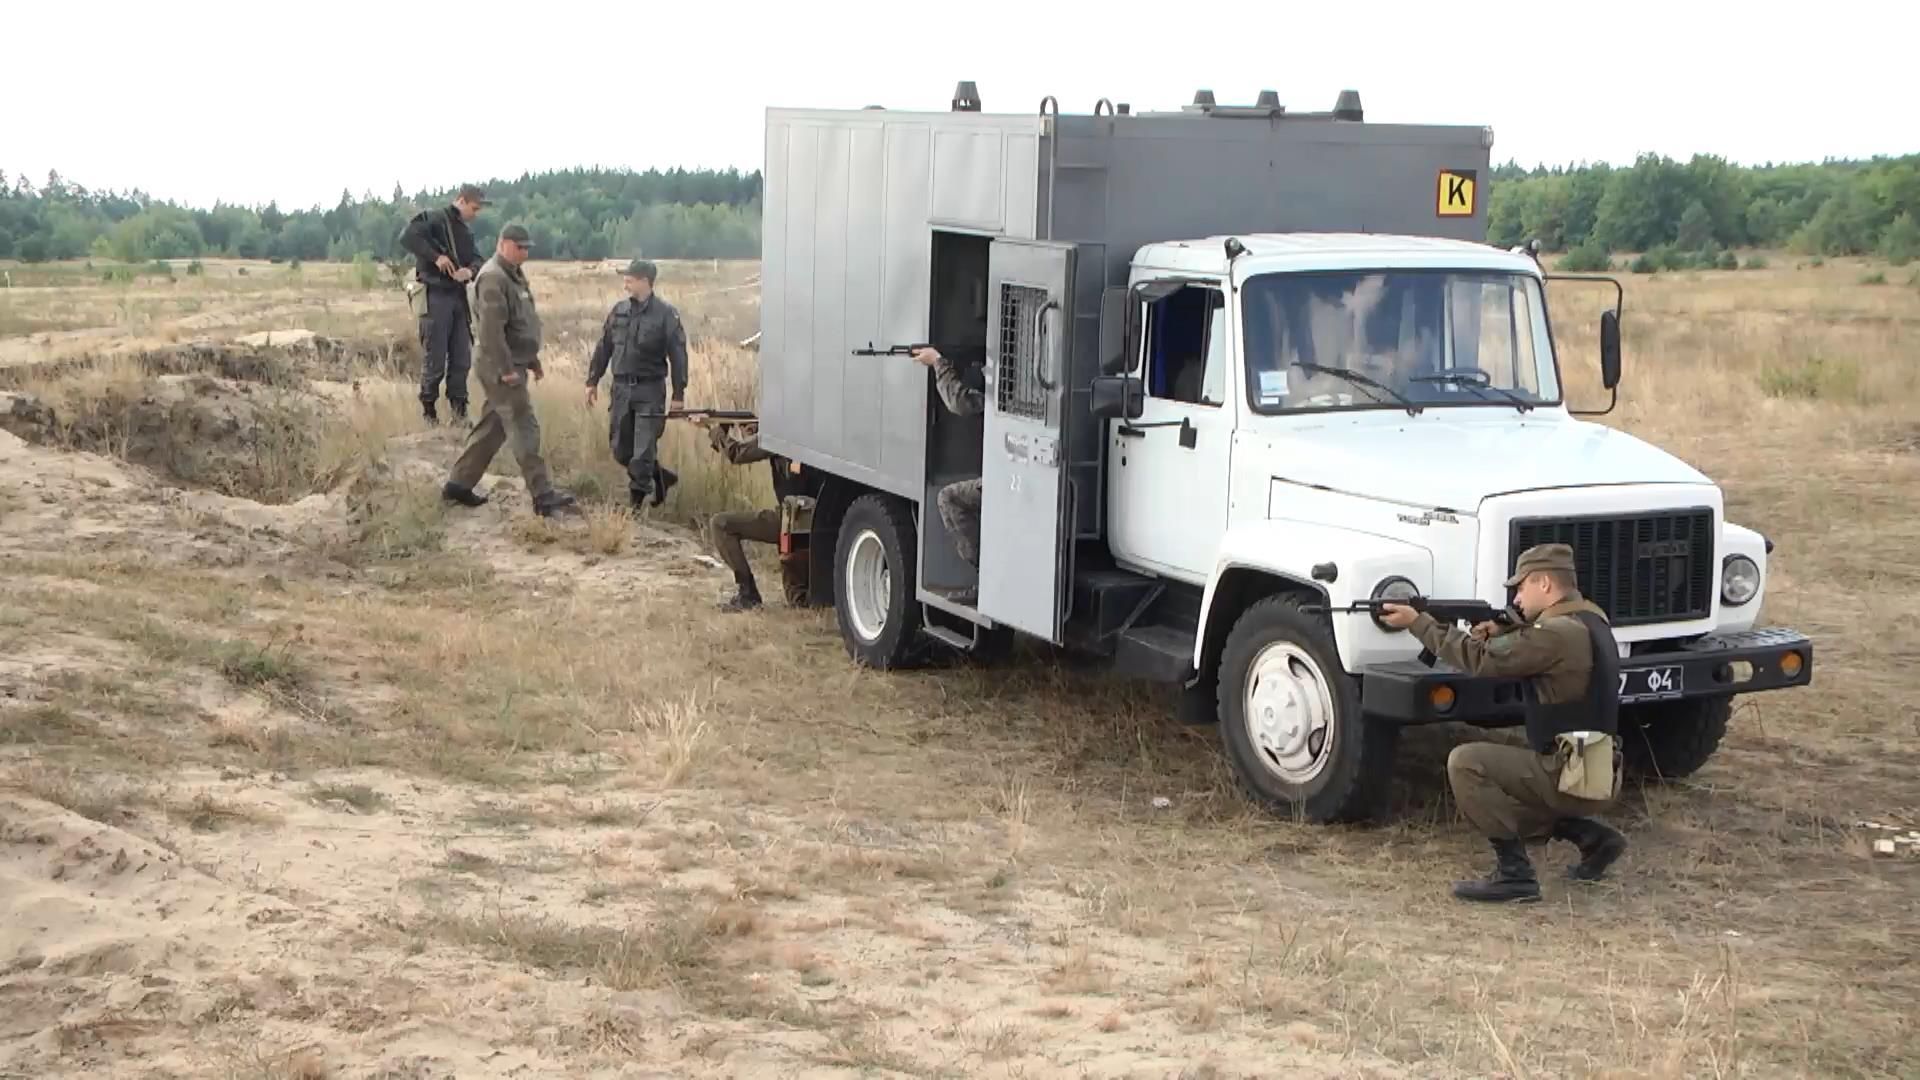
[1380,543,1629,903]
[702,420,807,611]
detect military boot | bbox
[1552,817,1627,882]
[449,400,469,424]
[719,575,763,613]
[422,400,439,425]
[442,482,488,508]
[1451,838,1541,904]
[651,465,679,507]
[533,490,582,519]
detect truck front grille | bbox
[1509,508,1715,627]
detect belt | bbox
[612,373,663,385]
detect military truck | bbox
[751,84,1814,822]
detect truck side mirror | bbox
[1599,309,1622,390]
[1090,374,1144,420]
[1100,287,1129,374]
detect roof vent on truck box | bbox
[1333,89,1363,121]
[952,81,980,112]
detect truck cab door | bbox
[1106,280,1236,583]
[977,238,1076,643]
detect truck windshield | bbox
[1240,270,1560,414]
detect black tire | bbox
[832,494,924,670]
[1215,595,1399,823]
[1620,696,1731,780]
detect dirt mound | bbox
[0,335,416,392]
[2,375,333,505]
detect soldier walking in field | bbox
[441,225,579,518]
[1379,543,1630,903]
[399,184,489,424]
[585,259,690,511]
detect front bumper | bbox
[1360,627,1814,725]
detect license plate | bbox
[1619,665,1683,703]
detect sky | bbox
[6,0,1916,210]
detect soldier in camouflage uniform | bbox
[911,347,984,593]
[585,259,690,510]
[442,225,580,518]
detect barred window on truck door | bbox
[997,283,1049,420]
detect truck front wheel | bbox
[833,494,924,669]
[1216,596,1398,823]
[1620,696,1731,780]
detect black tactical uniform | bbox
[398,185,489,421]
[586,259,690,507]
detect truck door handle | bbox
[1034,300,1060,392]
[1117,417,1194,445]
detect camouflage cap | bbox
[622,258,658,282]
[1505,543,1577,588]
[457,184,492,206]
[500,224,533,247]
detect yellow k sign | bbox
[1437,169,1477,217]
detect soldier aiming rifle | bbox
[685,408,818,612]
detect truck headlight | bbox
[1722,555,1760,606]
[1371,576,1419,630]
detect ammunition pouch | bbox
[1553,733,1621,802]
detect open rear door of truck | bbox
[979,238,1077,643]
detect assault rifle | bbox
[1305,597,1517,628]
[850,341,984,359]
[664,408,756,422]
[851,341,939,356]
[1304,596,1520,668]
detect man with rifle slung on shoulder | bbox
[398,184,489,425]
[1371,544,1630,905]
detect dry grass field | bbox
[0,253,1915,1079]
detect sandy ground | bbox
[0,260,1915,1078]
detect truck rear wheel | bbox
[1216,595,1397,823]
[833,494,924,669]
[1620,696,1731,780]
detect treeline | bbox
[8,154,1917,270]
[0,167,763,264]
[1489,153,1920,269]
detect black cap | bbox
[622,258,657,281]
[500,224,533,246]
[458,184,491,206]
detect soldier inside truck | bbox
[921,231,992,604]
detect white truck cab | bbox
[754,87,1813,822]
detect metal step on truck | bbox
[751,83,1815,823]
